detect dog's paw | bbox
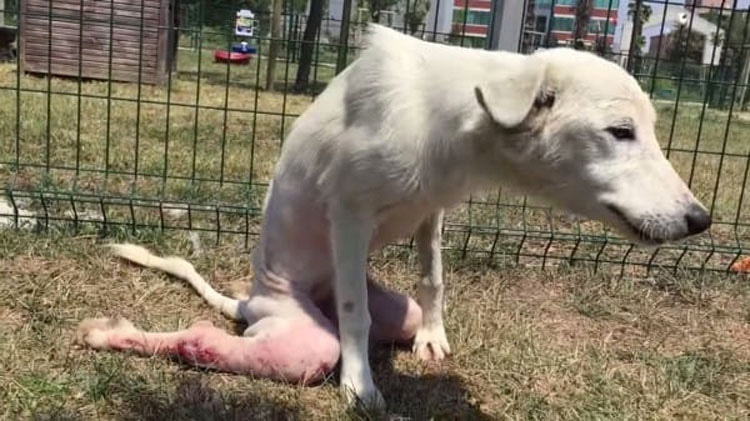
[340,375,386,411]
[75,317,136,349]
[412,324,451,361]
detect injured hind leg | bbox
[367,276,423,344]
[76,315,340,385]
[318,275,424,344]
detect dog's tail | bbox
[109,243,242,321]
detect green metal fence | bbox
[1,0,750,277]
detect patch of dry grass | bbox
[0,52,312,207]
[1,230,749,419]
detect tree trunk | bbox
[573,0,593,48]
[265,0,284,91]
[294,0,323,92]
[737,50,750,110]
[627,0,644,73]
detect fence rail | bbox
[2,0,750,277]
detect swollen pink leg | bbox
[76,316,340,384]
[317,277,423,344]
[367,277,423,344]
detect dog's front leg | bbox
[329,209,385,410]
[413,210,451,361]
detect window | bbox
[452,34,487,49]
[594,0,619,9]
[453,9,465,23]
[588,18,616,34]
[453,9,491,26]
[551,17,574,32]
[550,17,615,35]
[467,10,491,25]
[535,15,548,32]
[538,0,619,7]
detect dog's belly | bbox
[261,205,428,284]
[258,187,433,298]
[371,202,433,250]
[260,197,333,294]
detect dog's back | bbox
[272,26,501,201]
[252,26,489,291]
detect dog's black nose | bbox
[685,205,711,236]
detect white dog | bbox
[76,25,711,409]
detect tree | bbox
[294,0,325,92]
[285,0,312,63]
[265,0,283,91]
[573,0,593,49]
[291,0,308,12]
[703,10,750,109]
[664,27,705,64]
[627,0,652,52]
[404,0,430,35]
[626,0,652,72]
[181,0,273,35]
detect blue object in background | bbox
[232,42,257,54]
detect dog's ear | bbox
[474,55,551,129]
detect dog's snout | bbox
[685,204,711,236]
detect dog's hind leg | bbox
[318,275,422,345]
[366,275,423,344]
[76,308,340,385]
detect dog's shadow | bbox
[122,375,302,421]
[30,371,303,421]
[357,344,491,420]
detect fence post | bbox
[336,0,352,74]
[487,0,524,52]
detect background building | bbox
[685,0,732,9]
[533,0,620,48]
[452,0,493,48]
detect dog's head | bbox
[472,47,710,246]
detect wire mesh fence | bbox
[1,0,750,277]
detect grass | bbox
[0,229,749,419]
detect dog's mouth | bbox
[606,205,667,246]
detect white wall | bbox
[424,0,455,39]
[323,0,453,41]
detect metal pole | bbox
[488,0,524,52]
[336,0,352,74]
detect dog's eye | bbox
[534,91,555,109]
[606,126,635,141]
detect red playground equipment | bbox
[213,9,257,66]
[213,49,252,65]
